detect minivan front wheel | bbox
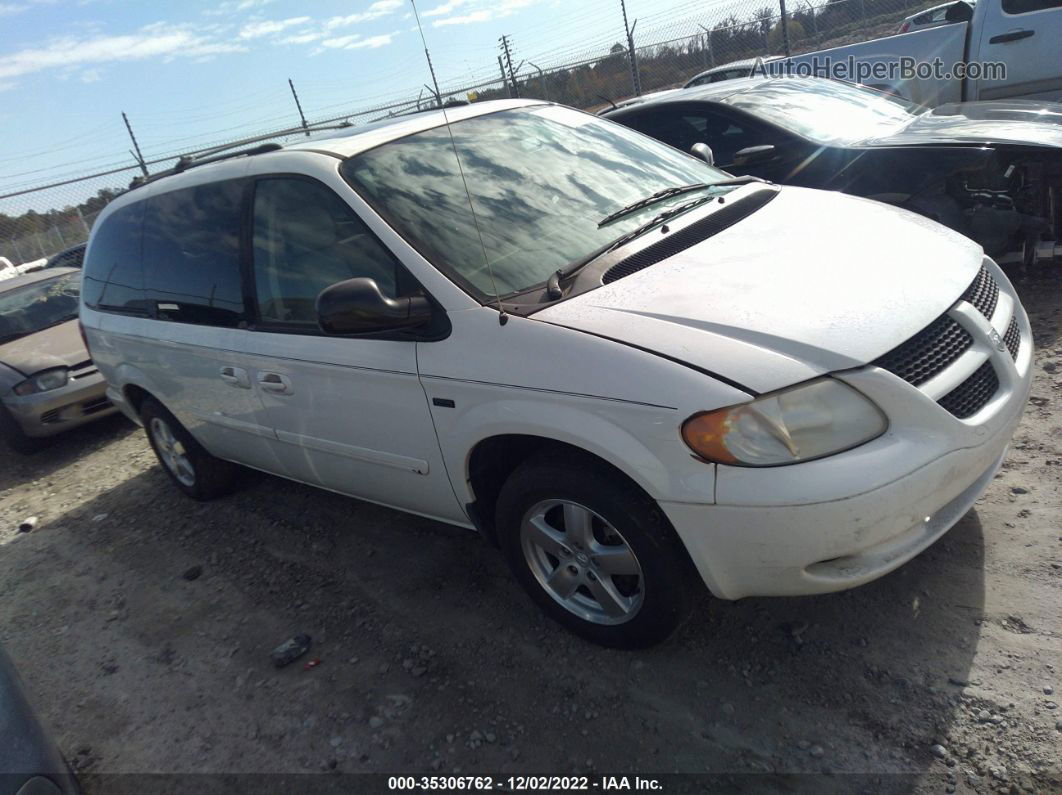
[140,397,239,500]
[496,456,699,648]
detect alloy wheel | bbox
[150,417,196,487]
[520,499,644,625]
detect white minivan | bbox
[81,100,1032,648]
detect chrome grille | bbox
[873,315,972,387]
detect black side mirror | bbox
[316,278,432,335]
[733,144,778,166]
[690,142,715,166]
[945,1,973,22]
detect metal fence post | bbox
[620,0,642,96]
[76,206,91,236]
[779,0,792,56]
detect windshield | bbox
[342,106,734,297]
[723,79,919,145]
[0,273,80,343]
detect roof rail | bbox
[127,121,357,191]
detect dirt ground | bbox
[1,269,1060,795]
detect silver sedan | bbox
[0,267,117,453]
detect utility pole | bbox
[288,78,310,136]
[778,0,792,57]
[499,35,519,98]
[620,0,641,96]
[698,24,715,69]
[498,55,512,98]
[121,112,148,178]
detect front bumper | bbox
[662,259,1033,600]
[3,368,116,438]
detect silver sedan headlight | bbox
[13,367,69,396]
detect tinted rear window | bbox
[82,202,147,314]
[141,179,247,327]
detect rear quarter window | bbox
[141,179,247,327]
[82,202,147,314]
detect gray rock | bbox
[1044,685,1054,696]
[1043,361,1058,374]
[17,516,37,533]
[270,634,312,668]
[1011,486,1028,495]
[931,744,948,759]
[977,709,992,722]
[809,745,824,758]
[368,716,384,729]
[181,565,202,581]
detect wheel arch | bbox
[466,434,664,546]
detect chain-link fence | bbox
[0,0,941,268]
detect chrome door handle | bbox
[257,371,294,395]
[219,366,251,388]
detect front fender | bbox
[427,386,716,508]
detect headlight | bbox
[13,367,69,396]
[681,378,887,467]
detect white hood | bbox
[535,187,983,394]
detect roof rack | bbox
[127,121,357,191]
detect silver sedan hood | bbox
[535,186,983,394]
[0,318,88,376]
[868,100,1062,148]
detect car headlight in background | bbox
[682,378,888,466]
[13,367,69,396]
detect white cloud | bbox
[433,9,489,26]
[279,30,323,45]
[320,31,398,50]
[79,68,102,82]
[422,0,467,16]
[0,24,248,84]
[0,3,28,16]
[238,16,311,39]
[347,32,397,49]
[430,0,540,27]
[205,0,279,16]
[325,0,403,29]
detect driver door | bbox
[230,175,464,523]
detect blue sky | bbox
[0,0,740,209]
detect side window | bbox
[141,180,246,327]
[625,110,710,156]
[251,178,400,326]
[82,202,147,313]
[681,112,773,166]
[1003,0,1061,12]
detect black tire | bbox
[0,403,44,455]
[496,454,700,649]
[140,396,239,500]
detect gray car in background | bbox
[0,268,116,453]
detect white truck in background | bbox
[781,0,1062,107]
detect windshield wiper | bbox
[544,192,719,301]
[598,183,717,227]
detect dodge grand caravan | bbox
[80,100,1032,648]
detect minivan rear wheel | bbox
[140,397,239,500]
[496,455,699,648]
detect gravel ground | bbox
[1,269,1060,794]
